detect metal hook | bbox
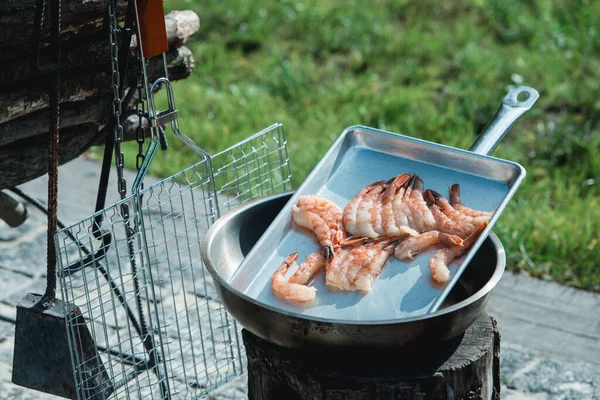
[148,77,212,159]
[131,77,215,194]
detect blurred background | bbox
[118,0,600,292]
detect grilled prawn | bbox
[394,231,463,261]
[292,196,344,259]
[296,195,344,235]
[449,184,494,218]
[429,222,488,283]
[404,175,437,233]
[382,174,419,236]
[326,235,407,292]
[342,180,387,239]
[425,189,488,238]
[271,251,325,302]
[271,253,318,302]
[344,174,436,240]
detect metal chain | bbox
[108,0,128,218]
[107,2,168,397]
[136,60,146,172]
[109,0,147,199]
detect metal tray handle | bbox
[469,86,540,156]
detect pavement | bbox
[0,156,598,399]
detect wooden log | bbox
[0,0,128,61]
[0,43,196,126]
[164,11,201,50]
[0,123,100,190]
[243,313,501,400]
[0,95,111,147]
[0,45,194,143]
[1,10,199,87]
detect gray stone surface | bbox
[488,271,600,365]
[0,156,598,399]
[0,321,15,343]
[500,343,600,399]
[208,376,248,400]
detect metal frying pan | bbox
[203,85,538,347]
[202,191,505,348]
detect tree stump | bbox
[243,313,501,400]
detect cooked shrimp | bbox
[428,189,489,227]
[324,235,377,288]
[425,190,486,238]
[295,195,346,249]
[271,253,317,302]
[405,175,437,232]
[289,251,325,285]
[337,238,387,290]
[355,182,386,238]
[292,205,336,259]
[296,195,344,233]
[344,246,376,288]
[325,247,351,290]
[381,174,412,235]
[392,176,418,233]
[450,184,494,218]
[429,222,488,283]
[353,236,403,292]
[326,235,405,291]
[326,248,363,291]
[370,187,387,236]
[343,180,385,237]
[428,204,475,238]
[394,231,463,260]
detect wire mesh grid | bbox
[56,123,291,399]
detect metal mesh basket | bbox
[56,123,291,399]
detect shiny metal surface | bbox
[469,86,540,155]
[202,192,506,348]
[228,87,537,319]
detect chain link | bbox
[109,0,148,212]
[106,2,169,397]
[136,60,146,171]
[108,0,128,217]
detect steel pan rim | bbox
[202,191,506,326]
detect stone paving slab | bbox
[500,343,600,399]
[0,156,598,399]
[488,270,600,365]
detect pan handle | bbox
[469,86,539,156]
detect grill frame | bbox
[56,123,291,399]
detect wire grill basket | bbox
[56,123,291,399]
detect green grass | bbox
[117,0,600,290]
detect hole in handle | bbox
[517,91,530,102]
[505,86,539,109]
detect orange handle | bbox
[136,0,169,58]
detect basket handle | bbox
[132,77,212,194]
